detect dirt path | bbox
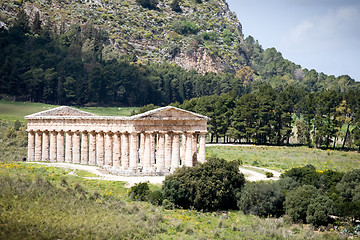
[239,166,281,181]
[32,162,165,187]
[32,162,281,186]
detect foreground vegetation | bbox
[1,161,356,239]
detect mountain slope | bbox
[1,0,246,74]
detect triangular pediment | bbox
[25,106,96,118]
[132,106,208,120]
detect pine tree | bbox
[32,11,42,34]
[15,8,30,33]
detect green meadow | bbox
[0,100,138,121]
[207,145,360,173]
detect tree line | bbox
[171,85,360,150]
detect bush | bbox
[265,172,274,178]
[173,20,199,35]
[280,165,320,187]
[336,169,360,201]
[162,157,245,211]
[128,182,150,201]
[285,185,320,223]
[237,181,285,217]
[136,0,158,9]
[336,169,360,220]
[170,0,182,12]
[149,189,163,205]
[306,195,334,227]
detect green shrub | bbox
[336,169,360,220]
[149,189,164,205]
[162,199,174,210]
[237,181,285,217]
[265,172,274,178]
[128,182,150,201]
[336,169,360,201]
[170,0,182,12]
[162,157,245,211]
[306,195,334,227]
[136,0,158,9]
[173,20,199,35]
[280,164,320,187]
[284,185,320,223]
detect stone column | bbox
[81,131,89,164]
[129,132,138,171]
[73,131,81,164]
[164,132,172,171]
[49,131,57,162]
[181,133,186,165]
[27,130,35,161]
[35,130,42,162]
[65,131,73,163]
[150,133,156,166]
[96,131,105,166]
[171,132,180,172]
[192,133,198,166]
[89,131,96,165]
[143,132,152,172]
[104,131,113,166]
[156,132,165,171]
[113,132,121,168]
[184,132,193,167]
[198,133,206,163]
[57,131,65,162]
[121,133,130,169]
[42,131,49,161]
[139,132,145,164]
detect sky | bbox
[226,0,360,81]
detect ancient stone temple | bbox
[25,106,208,175]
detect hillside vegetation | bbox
[1,0,359,107]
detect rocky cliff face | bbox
[1,0,248,74]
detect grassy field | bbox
[0,100,139,121]
[207,145,360,173]
[0,162,344,240]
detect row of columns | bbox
[27,130,206,174]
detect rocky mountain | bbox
[1,0,247,74]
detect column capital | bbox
[66,130,73,134]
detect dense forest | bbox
[1,10,359,107]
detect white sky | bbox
[226,0,360,81]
